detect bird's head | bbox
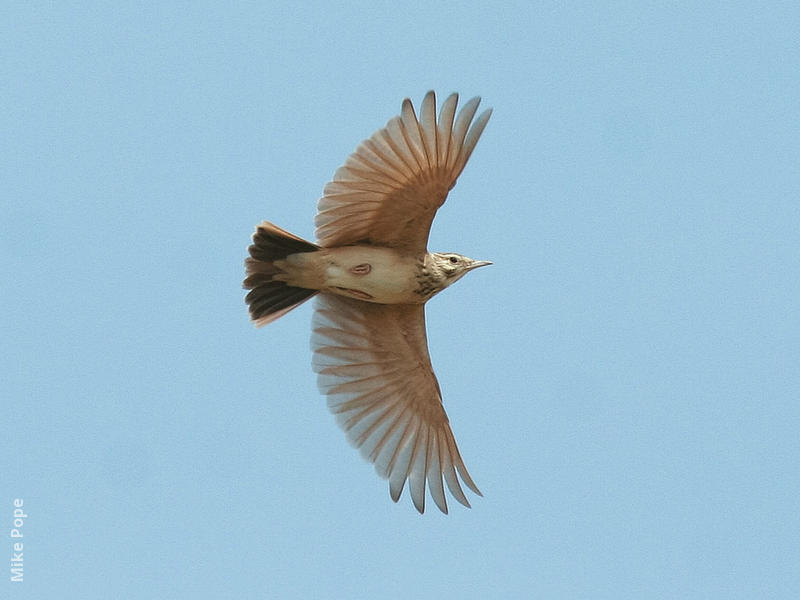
[428,252,492,289]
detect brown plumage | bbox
[244,91,492,513]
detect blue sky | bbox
[3,2,799,598]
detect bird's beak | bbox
[467,260,492,271]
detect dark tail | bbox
[243,221,320,326]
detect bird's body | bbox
[275,245,422,304]
[244,91,492,514]
[273,245,491,304]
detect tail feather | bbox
[244,221,320,326]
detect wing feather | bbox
[315,91,492,252]
[441,431,471,507]
[419,90,438,167]
[427,429,447,514]
[461,108,493,175]
[398,100,425,170]
[311,293,481,513]
[408,425,429,513]
[449,97,480,169]
[389,422,415,502]
[437,93,458,167]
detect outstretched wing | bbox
[315,91,492,254]
[311,293,481,514]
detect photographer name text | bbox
[10,499,26,583]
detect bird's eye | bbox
[449,256,459,264]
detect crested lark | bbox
[244,91,492,513]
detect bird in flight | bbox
[244,91,492,513]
